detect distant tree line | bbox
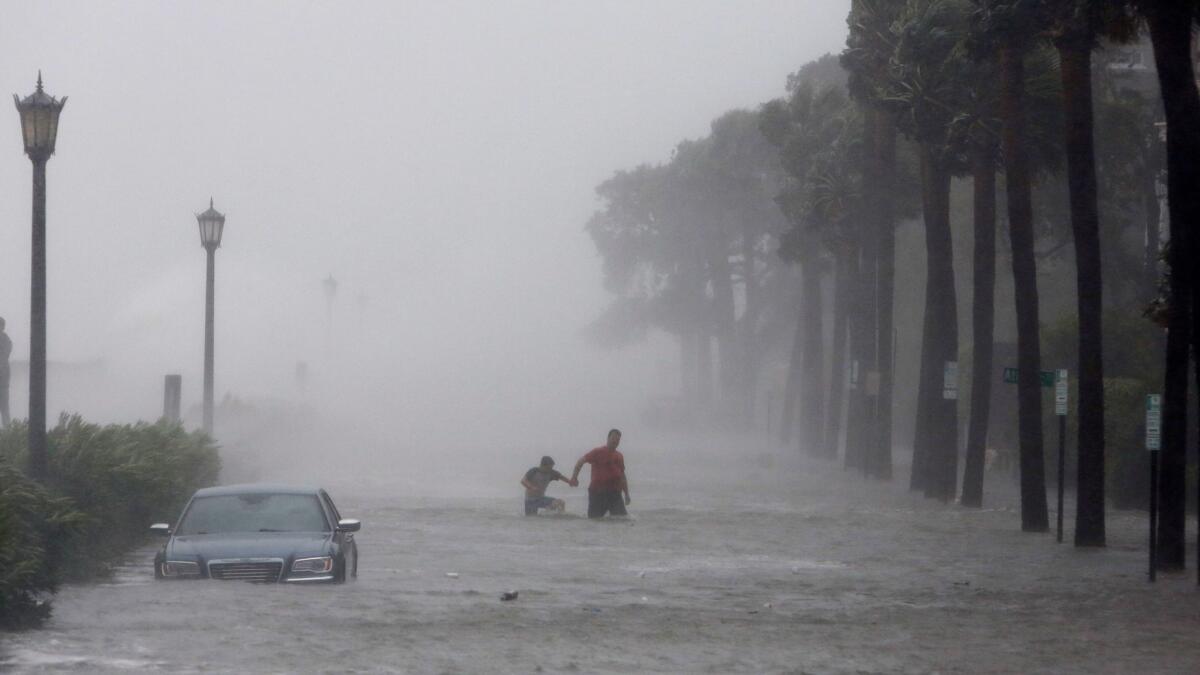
[588,0,1200,566]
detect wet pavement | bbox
[3,437,1199,673]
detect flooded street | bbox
[3,437,1199,673]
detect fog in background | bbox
[0,1,848,483]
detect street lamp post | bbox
[323,274,337,353]
[196,199,225,435]
[13,73,66,481]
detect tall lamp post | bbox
[13,73,66,481]
[323,274,337,354]
[196,199,225,435]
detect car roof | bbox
[192,483,323,498]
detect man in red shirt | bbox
[570,429,630,518]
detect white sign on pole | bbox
[1146,394,1162,451]
[943,361,958,400]
[850,360,860,386]
[1054,369,1068,416]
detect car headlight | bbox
[161,561,201,577]
[291,556,333,574]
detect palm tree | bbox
[1137,0,1200,573]
[1048,1,1138,547]
[880,0,972,502]
[972,0,1049,531]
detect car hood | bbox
[166,532,333,561]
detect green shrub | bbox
[0,459,85,630]
[0,415,220,628]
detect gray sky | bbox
[0,1,848,432]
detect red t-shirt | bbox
[583,446,625,493]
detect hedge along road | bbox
[1,434,1198,673]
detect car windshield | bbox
[176,493,330,535]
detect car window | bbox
[320,490,342,522]
[176,494,331,535]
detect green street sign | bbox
[1002,368,1054,387]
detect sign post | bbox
[1146,394,1162,582]
[1055,369,1068,543]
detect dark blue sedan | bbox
[151,484,360,583]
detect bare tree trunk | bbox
[962,148,997,508]
[1147,5,1200,570]
[1058,38,1106,547]
[1000,44,1049,532]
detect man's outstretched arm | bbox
[569,456,587,487]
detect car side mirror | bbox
[337,518,361,533]
[150,523,171,536]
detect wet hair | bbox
[540,455,554,467]
[607,429,622,439]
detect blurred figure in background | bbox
[0,317,10,426]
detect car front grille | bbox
[208,560,283,582]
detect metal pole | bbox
[1056,414,1066,543]
[28,156,47,480]
[202,246,215,435]
[1149,449,1159,583]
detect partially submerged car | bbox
[151,484,360,583]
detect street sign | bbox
[1146,394,1162,451]
[943,361,958,400]
[850,360,860,386]
[1054,369,1068,416]
[1002,367,1054,387]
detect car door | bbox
[320,490,356,579]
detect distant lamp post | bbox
[14,72,66,481]
[196,198,225,435]
[323,274,337,352]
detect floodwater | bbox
[3,433,1199,673]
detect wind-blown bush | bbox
[0,460,84,629]
[0,415,220,628]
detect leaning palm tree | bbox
[969,0,1050,531]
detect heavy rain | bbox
[1,1,1199,673]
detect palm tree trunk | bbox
[962,148,997,508]
[1000,44,1049,532]
[845,248,870,472]
[710,249,738,404]
[1146,4,1200,571]
[780,305,804,445]
[873,111,897,480]
[741,224,760,428]
[800,258,826,456]
[825,250,851,459]
[917,146,959,503]
[1058,38,1106,547]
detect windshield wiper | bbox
[258,528,291,532]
